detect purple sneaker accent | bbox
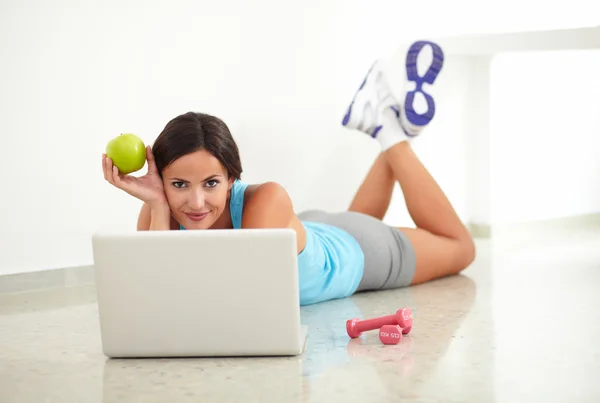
[403,41,444,128]
[371,125,383,138]
[342,105,352,126]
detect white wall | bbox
[490,49,600,224]
[1,0,598,275]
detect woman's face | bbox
[161,149,234,230]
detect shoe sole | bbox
[404,41,444,128]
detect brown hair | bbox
[152,112,242,180]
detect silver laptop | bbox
[91,228,308,358]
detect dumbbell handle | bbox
[354,313,401,333]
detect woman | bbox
[102,41,475,306]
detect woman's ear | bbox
[226,176,235,198]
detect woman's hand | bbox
[102,146,167,206]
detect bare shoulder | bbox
[241,182,294,226]
[240,181,306,252]
[244,181,292,208]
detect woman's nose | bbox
[189,189,205,210]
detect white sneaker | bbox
[341,60,399,139]
[341,41,445,149]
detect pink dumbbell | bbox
[346,308,413,339]
[379,325,403,345]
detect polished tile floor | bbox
[1,226,600,402]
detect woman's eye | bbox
[172,181,186,188]
[206,180,219,188]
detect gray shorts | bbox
[297,209,417,292]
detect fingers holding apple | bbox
[102,153,122,187]
[102,153,109,182]
[103,133,167,205]
[102,153,116,185]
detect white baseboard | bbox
[468,223,492,238]
[468,212,600,239]
[0,265,94,294]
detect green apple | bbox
[106,133,146,174]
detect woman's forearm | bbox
[148,203,172,230]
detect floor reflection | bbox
[299,272,490,401]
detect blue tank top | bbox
[181,180,364,305]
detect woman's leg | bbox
[348,144,474,284]
[348,153,395,220]
[342,41,475,284]
[384,142,475,284]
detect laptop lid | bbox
[91,228,306,357]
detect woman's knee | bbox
[456,235,476,272]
